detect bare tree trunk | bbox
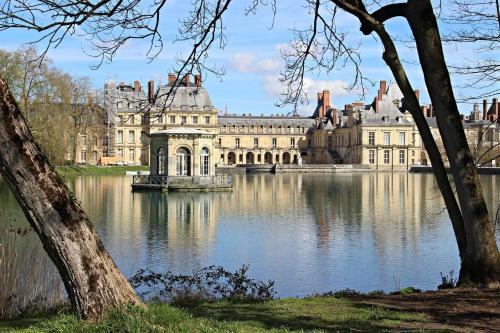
[406,0,500,287]
[0,77,142,320]
[338,0,468,268]
[384,61,468,260]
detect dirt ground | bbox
[360,288,500,332]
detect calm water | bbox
[1,173,500,297]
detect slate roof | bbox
[156,84,213,109]
[218,115,316,128]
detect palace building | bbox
[74,74,499,170]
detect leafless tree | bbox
[441,0,500,100]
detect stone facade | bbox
[75,74,499,170]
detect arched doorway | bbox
[158,147,167,174]
[264,152,273,164]
[176,147,191,176]
[300,152,309,164]
[275,154,280,163]
[283,152,291,164]
[200,147,210,175]
[246,152,255,164]
[228,152,236,165]
[293,154,298,164]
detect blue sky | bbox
[0,0,490,116]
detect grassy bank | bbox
[3,288,499,332]
[55,165,149,177]
[0,296,430,333]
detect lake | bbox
[1,172,500,298]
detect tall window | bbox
[200,148,209,175]
[368,132,375,145]
[384,150,390,164]
[235,138,240,148]
[170,116,176,124]
[117,130,123,144]
[93,135,97,146]
[158,147,167,175]
[399,150,405,164]
[128,130,134,143]
[254,138,258,148]
[181,116,187,124]
[176,147,191,176]
[128,115,135,124]
[81,135,87,146]
[290,138,296,148]
[81,151,87,162]
[399,132,405,145]
[128,148,135,162]
[117,148,124,157]
[369,150,375,164]
[383,132,390,145]
[327,136,332,149]
[93,151,98,161]
[192,116,198,124]
[205,116,210,124]
[272,138,277,149]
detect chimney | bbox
[183,75,190,87]
[483,99,488,120]
[493,98,499,121]
[380,80,387,94]
[168,73,176,86]
[497,101,500,121]
[491,97,498,117]
[195,74,201,87]
[373,96,379,113]
[377,89,383,102]
[414,89,420,102]
[148,80,155,103]
[332,108,338,128]
[421,105,427,116]
[317,92,324,117]
[323,90,330,117]
[134,80,141,92]
[428,104,434,118]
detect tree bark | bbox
[0,77,142,320]
[406,0,500,287]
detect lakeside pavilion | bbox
[132,128,232,191]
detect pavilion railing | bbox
[132,174,232,186]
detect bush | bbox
[129,265,276,306]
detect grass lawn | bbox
[0,296,434,333]
[55,165,149,177]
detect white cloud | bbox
[229,52,255,73]
[229,52,281,74]
[256,58,280,72]
[262,75,350,105]
[302,78,349,99]
[263,75,283,96]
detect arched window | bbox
[158,147,167,175]
[200,147,210,175]
[176,147,191,176]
